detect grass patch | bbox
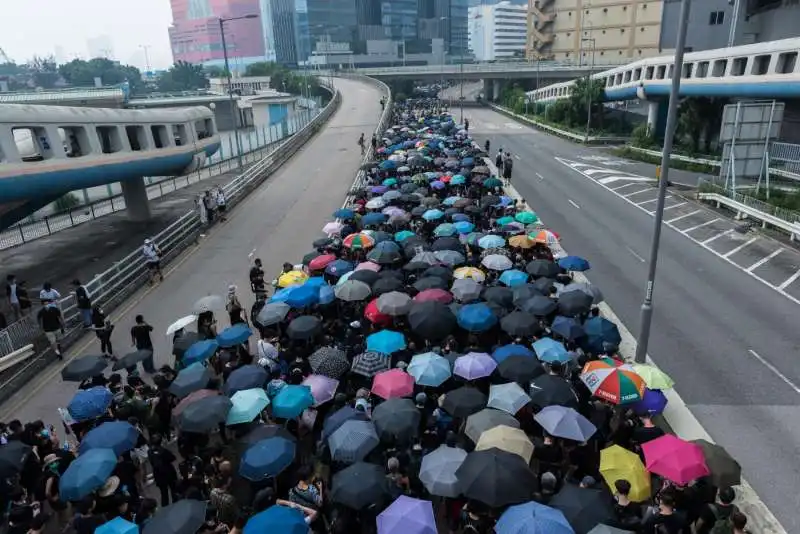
[611,146,717,174]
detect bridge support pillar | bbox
[493,80,501,102]
[121,177,152,222]
[645,100,670,139]
[483,79,492,101]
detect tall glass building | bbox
[259,0,311,66]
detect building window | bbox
[776,52,797,74]
[731,57,747,76]
[712,59,727,76]
[709,11,725,25]
[751,54,771,75]
[696,61,709,77]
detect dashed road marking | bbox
[702,229,734,245]
[568,199,580,209]
[682,218,721,234]
[665,210,701,224]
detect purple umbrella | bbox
[371,186,389,194]
[453,352,497,380]
[431,181,446,190]
[631,388,668,415]
[377,496,436,534]
[302,375,340,406]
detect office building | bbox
[469,1,528,61]
[527,0,664,61]
[260,0,311,66]
[168,0,265,68]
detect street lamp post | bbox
[581,37,595,141]
[634,0,692,363]
[219,13,258,169]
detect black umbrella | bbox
[498,355,545,383]
[411,206,428,217]
[61,355,108,382]
[422,265,453,281]
[692,439,741,488]
[372,231,393,243]
[168,366,211,398]
[142,499,207,534]
[558,291,594,317]
[0,441,31,479]
[302,251,322,265]
[241,424,296,445]
[177,395,232,433]
[286,315,322,341]
[550,484,615,534]
[413,277,449,292]
[483,286,514,308]
[455,448,537,508]
[529,374,579,409]
[400,183,417,193]
[431,237,463,252]
[512,284,543,307]
[441,386,487,417]
[520,295,558,316]
[408,301,457,340]
[313,237,333,249]
[331,462,391,510]
[256,302,291,327]
[380,270,405,282]
[500,311,541,337]
[173,331,199,358]
[368,248,403,265]
[349,270,381,287]
[480,195,500,208]
[526,259,561,278]
[444,207,461,217]
[402,261,430,272]
[308,346,350,379]
[112,350,153,371]
[372,277,405,296]
[533,277,557,293]
[372,398,421,443]
[224,365,268,396]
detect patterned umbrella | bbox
[487,383,531,415]
[328,420,380,463]
[343,232,376,250]
[351,351,392,378]
[308,346,350,379]
[453,352,497,380]
[371,398,421,443]
[372,369,415,399]
[580,358,645,405]
[407,352,452,387]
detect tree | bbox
[677,97,726,154]
[245,62,281,77]
[29,55,59,89]
[204,65,225,78]
[569,78,606,131]
[59,58,145,95]
[157,61,209,92]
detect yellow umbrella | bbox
[599,445,651,502]
[475,425,533,463]
[277,270,309,288]
[453,267,486,282]
[508,235,535,249]
[632,363,675,390]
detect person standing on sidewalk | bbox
[5,274,21,320]
[72,279,93,328]
[38,303,65,359]
[215,186,227,222]
[142,239,164,284]
[130,314,157,374]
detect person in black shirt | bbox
[130,314,156,373]
[632,414,666,451]
[37,305,64,359]
[148,433,178,507]
[72,279,93,327]
[249,258,267,300]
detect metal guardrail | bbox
[0,82,342,398]
[351,58,630,76]
[490,104,630,145]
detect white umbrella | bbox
[323,221,344,236]
[481,254,513,271]
[192,295,225,314]
[488,383,531,415]
[366,198,386,210]
[166,315,197,337]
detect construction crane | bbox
[0,47,10,64]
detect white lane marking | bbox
[778,268,800,290]
[611,182,640,191]
[748,349,800,395]
[665,210,702,224]
[746,248,783,272]
[723,237,758,258]
[568,199,581,209]
[623,188,654,198]
[637,197,669,206]
[514,154,521,160]
[584,169,620,175]
[663,202,687,211]
[681,218,721,234]
[598,175,653,184]
[536,173,544,180]
[702,229,733,245]
[627,246,646,263]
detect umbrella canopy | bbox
[561,282,604,304]
[166,314,197,336]
[367,330,407,354]
[372,397,421,443]
[419,445,467,498]
[558,256,591,272]
[322,406,369,440]
[193,294,225,314]
[454,352,497,380]
[441,386,487,418]
[534,406,597,442]
[558,291,594,317]
[580,359,644,405]
[630,388,668,415]
[408,301,457,340]
[328,420,380,463]
[551,316,585,343]
[599,445,652,502]
[521,295,558,317]
[692,439,742,488]
[169,364,211,398]
[530,374,579,409]
[183,339,218,365]
[96,517,139,534]
[413,288,453,304]
[587,527,634,534]
[642,435,710,486]
[453,267,486,284]
[500,311,540,337]
[465,408,520,442]
[0,441,31,480]
[377,496,437,534]
[59,448,118,501]
[272,385,315,419]
[492,344,536,364]
[457,303,497,332]
[244,506,307,534]
[286,315,322,341]
[302,374,340,406]
[308,253,337,271]
[476,425,534,463]
[631,363,675,390]
[583,317,622,352]
[377,291,413,316]
[79,421,140,456]
[450,281,483,306]
[112,349,153,371]
[142,500,207,534]
[372,369,415,399]
[224,364,268,396]
[533,337,571,364]
[482,254,513,271]
[227,388,270,426]
[331,462,391,510]
[526,260,561,278]
[496,501,575,534]
[456,448,537,508]
[498,356,545,384]
[177,395,232,433]
[277,270,309,288]
[351,351,392,378]
[172,332,199,358]
[61,355,108,382]
[240,436,296,481]
[488,383,531,415]
[68,386,113,422]
[407,352,452,387]
[550,484,614,534]
[334,280,372,302]
[307,346,350,379]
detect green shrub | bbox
[630,124,656,148]
[53,192,81,212]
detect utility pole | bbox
[634,0,691,363]
[581,38,595,141]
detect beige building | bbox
[527,0,663,62]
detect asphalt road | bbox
[0,77,382,440]
[467,106,800,532]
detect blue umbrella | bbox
[631,388,668,415]
[169,363,211,398]
[318,285,336,305]
[79,421,139,456]
[283,284,320,308]
[492,344,536,364]
[452,213,471,222]
[395,230,416,242]
[431,180,446,190]
[422,209,445,221]
[443,196,462,206]
[326,259,355,277]
[499,270,529,288]
[534,405,597,442]
[363,213,388,226]
[227,388,270,425]
[272,385,314,419]
[216,324,252,348]
[59,448,118,501]
[96,517,138,534]
[583,317,622,353]
[68,387,113,422]
[454,221,475,234]
[496,501,574,534]
[224,365,269,396]
[240,436,296,481]
[451,175,467,185]
[408,352,452,387]
[532,337,571,364]
[558,255,591,272]
[478,235,505,249]
[183,339,218,365]
[550,317,586,342]
[322,405,369,440]
[305,276,327,288]
[380,160,397,170]
[244,506,307,534]
[457,303,498,332]
[434,223,457,237]
[328,420,380,463]
[366,330,407,354]
[333,208,355,220]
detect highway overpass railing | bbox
[0,81,343,402]
[350,58,630,77]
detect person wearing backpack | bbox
[693,487,738,534]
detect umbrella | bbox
[456,448,537,508]
[68,386,113,422]
[256,302,291,327]
[550,484,614,534]
[483,286,514,308]
[642,435,710,485]
[172,332,199,358]
[350,269,381,286]
[323,405,369,440]
[372,397,421,443]
[561,282,604,304]
[328,420,379,463]
[692,439,742,488]
[217,323,252,348]
[193,294,225,313]
[326,259,355,277]
[442,386,487,418]
[363,211,388,224]
[512,284,542,305]
[343,232,376,250]
[224,364,268,396]
[630,388,668,415]
[0,441,31,479]
[492,344,536,364]
[499,270,529,287]
[372,369,414,399]
[558,256,591,272]
[142,500,207,534]
[334,208,355,219]
[334,280,372,302]
[277,270,309,288]
[500,311,539,337]
[631,364,674,390]
[272,385,315,419]
[59,448,118,501]
[395,230,416,242]
[286,315,322,340]
[530,229,560,245]
[496,501,574,534]
[551,316,585,342]
[323,221,344,236]
[533,337,571,364]
[79,421,140,455]
[308,254,337,271]
[474,423,532,461]
[488,383,531,415]
[96,517,139,534]
[377,291,412,316]
[373,277,404,295]
[407,352,452,387]
[498,356,545,383]
[368,246,402,265]
[521,295,557,316]
[587,527,634,534]
[244,506,307,534]
[61,355,108,382]
[112,349,153,371]
[169,364,211,398]
[530,374,579,409]
[526,260,561,278]
[239,435,295,481]
[166,315,197,336]
[351,351,392,377]
[413,277,449,292]
[508,235,536,250]
[183,339,218,365]
[227,388,270,425]
[599,445,652,502]
[580,359,645,405]
[419,445,467,498]
[313,237,333,248]
[558,291,594,317]
[413,288,453,304]
[331,462,390,510]
[583,317,622,352]
[177,395,232,433]
[534,406,597,442]
[422,209,445,221]
[434,223,457,237]
[377,496,436,534]
[457,303,497,332]
[302,374,340,406]
[367,330,406,354]
[478,235,505,249]
[482,254,513,271]
[433,250,465,267]
[451,279,483,302]
[408,301,457,340]
[464,407,518,441]
[453,267,486,283]
[454,352,497,380]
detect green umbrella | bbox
[515,211,538,224]
[497,216,515,226]
[483,178,502,188]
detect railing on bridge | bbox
[352,58,631,76]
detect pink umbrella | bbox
[642,434,710,485]
[383,207,407,218]
[356,261,382,272]
[302,375,340,406]
[413,288,453,304]
[323,221,344,236]
[372,369,415,399]
[453,352,497,380]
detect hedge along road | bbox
[0,77,383,431]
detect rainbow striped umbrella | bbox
[580,358,645,405]
[343,232,376,250]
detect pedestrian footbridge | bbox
[0,104,220,229]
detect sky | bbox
[0,0,176,70]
